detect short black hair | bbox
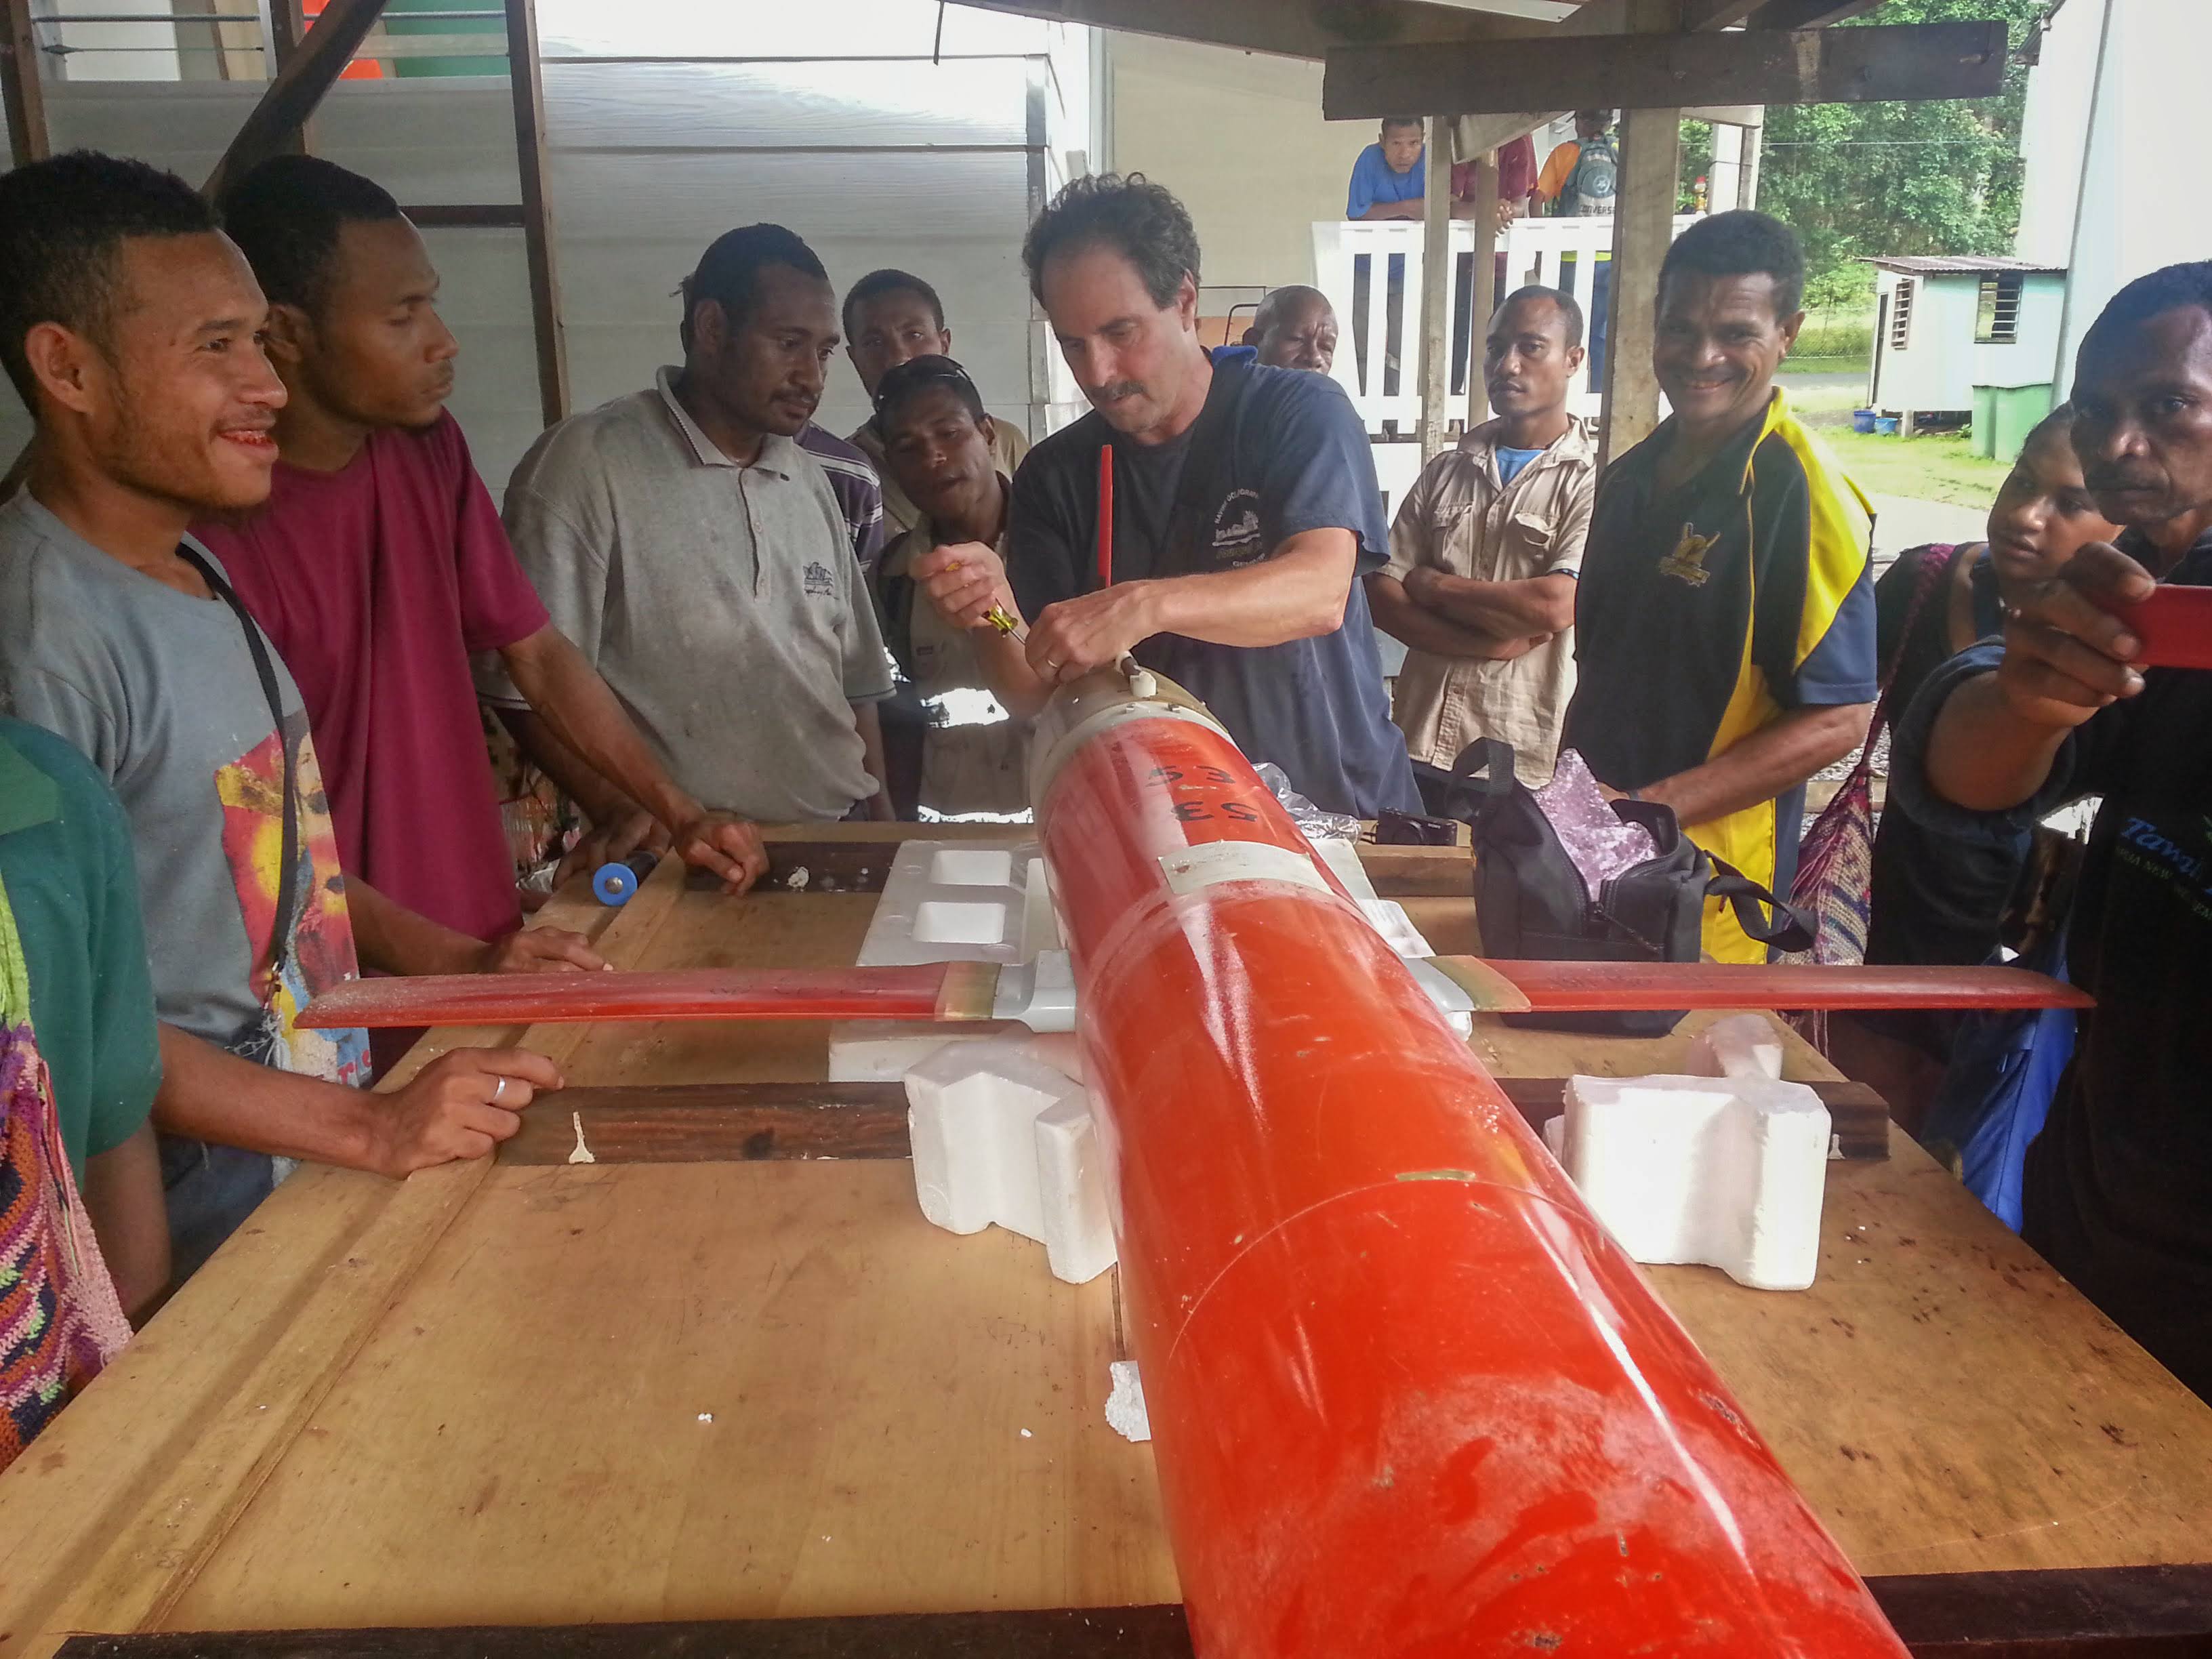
[0,150,215,409]
[843,268,945,341]
[1381,116,1424,135]
[1492,284,1584,350]
[680,223,830,349]
[872,353,987,433]
[1022,172,1200,310]
[2082,261,2212,352]
[218,153,402,314]
[1658,209,1805,320]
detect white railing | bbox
[1313,215,1702,436]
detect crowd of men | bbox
[0,142,2206,1471]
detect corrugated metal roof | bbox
[1862,255,2068,276]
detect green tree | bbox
[1755,0,2052,307]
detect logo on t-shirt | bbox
[1210,488,1264,566]
[1658,522,1719,588]
[803,560,836,598]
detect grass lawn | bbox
[1818,428,2014,510]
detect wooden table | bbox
[5,826,2209,1658]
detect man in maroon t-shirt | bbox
[197,157,768,944]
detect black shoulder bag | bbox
[178,545,301,992]
[1437,738,1813,1036]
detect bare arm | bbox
[152,1024,563,1179]
[1366,571,1548,661]
[346,876,605,978]
[852,701,895,821]
[82,1121,167,1320]
[1414,569,1578,637]
[1633,701,1872,831]
[499,627,766,889]
[1355,200,1425,222]
[1923,541,2152,812]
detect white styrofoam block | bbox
[1562,1074,1830,1292]
[827,1019,1026,1083]
[1034,1096,1115,1284]
[903,1040,1116,1285]
[1105,1360,1151,1442]
[858,840,1060,967]
[1684,1013,1787,1081]
[1019,1031,1085,1082]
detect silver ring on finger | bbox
[493,1076,508,1103]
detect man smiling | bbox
[1563,211,1875,962]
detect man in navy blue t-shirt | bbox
[912,173,1418,819]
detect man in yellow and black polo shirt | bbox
[1564,211,1875,962]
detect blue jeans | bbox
[159,1133,276,1284]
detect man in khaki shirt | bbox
[1368,287,1594,798]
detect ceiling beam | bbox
[202,0,391,200]
[1326,19,2007,120]
[1,0,47,169]
[954,0,1549,62]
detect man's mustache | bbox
[1094,380,1146,403]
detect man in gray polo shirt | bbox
[487,224,895,824]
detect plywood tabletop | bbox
[0,830,2206,1655]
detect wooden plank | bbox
[1418,115,1452,461]
[954,0,1538,61]
[504,1074,1888,1166]
[504,0,568,427]
[1467,150,1501,427]
[254,0,308,152]
[1598,85,1681,468]
[403,203,527,228]
[1324,21,2009,120]
[501,1080,910,1165]
[201,0,392,200]
[58,1563,2212,1654]
[1,0,45,168]
[1744,0,1882,28]
[160,1161,1173,1634]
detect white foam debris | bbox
[566,1111,596,1165]
[1105,1361,1151,1443]
[785,866,810,892]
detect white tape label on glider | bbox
[1159,840,1332,897]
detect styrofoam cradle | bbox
[903,1040,1115,1286]
[1542,1073,1831,1292]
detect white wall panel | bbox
[544,58,1033,149]
[537,0,1054,60]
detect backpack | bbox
[1570,135,1620,216]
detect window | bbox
[1889,278,1915,351]
[1976,272,2025,345]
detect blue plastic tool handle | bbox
[592,851,659,906]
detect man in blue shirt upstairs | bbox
[909,173,1418,819]
[1348,118,1429,222]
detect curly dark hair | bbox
[1021,172,1200,310]
[2083,260,2212,349]
[1658,209,1805,319]
[0,150,213,409]
[680,223,828,349]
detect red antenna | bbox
[1097,443,1115,588]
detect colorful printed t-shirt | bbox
[0,495,370,1088]
[1563,390,1877,961]
[191,413,548,945]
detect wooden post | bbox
[1465,149,1500,429]
[1595,15,1682,471]
[201,0,392,199]
[255,0,310,150]
[505,0,568,428]
[1,0,47,169]
[1740,119,1763,209]
[1417,113,1453,459]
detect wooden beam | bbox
[201,0,392,199]
[254,0,310,152]
[1465,152,1500,428]
[1,0,47,169]
[1418,115,1452,460]
[956,0,1544,61]
[1595,0,1682,472]
[404,202,527,229]
[504,0,567,427]
[1324,20,2009,119]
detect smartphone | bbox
[2106,583,2212,670]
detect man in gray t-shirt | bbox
[0,152,579,1276]
[482,224,895,824]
